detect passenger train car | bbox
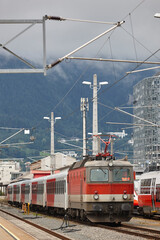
[138,171,160,216]
[134,180,139,208]
[7,156,134,223]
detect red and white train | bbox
[7,156,134,223]
[137,171,160,216]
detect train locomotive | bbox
[7,154,134,223]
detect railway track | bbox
[1,205,160,240]
[97,223,160,240]
[0,208,72,240]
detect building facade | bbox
[0,161,21,189]
[41,153,76,171]
[133,74,160,165]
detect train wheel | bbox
[80,210,86,221]
[76,209,79,219]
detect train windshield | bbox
[90,168,108,182]
[113,168,131,182]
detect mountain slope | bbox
[0,54,155,164]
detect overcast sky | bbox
[0,0,160,70]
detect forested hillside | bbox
[0,55,152,168]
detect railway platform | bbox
[0,216,36,240]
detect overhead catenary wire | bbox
[98,48,160,98]
[40,46,160,143]
[121,26,160,62]
[33,24,117,128]
[126,65,160,74]
[129,13,138,63]
[115,107,159,127]
[105,122,154,127]
[32,0,156,146]
[98,102,159,127]
[122,0,146,21]
[37,1,150,120]
[47,21,125,69]
[58,24,160,124]
[32,2,149,156]
[0,128,25,144]
[66,57,160,65]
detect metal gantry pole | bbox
[81,98,89,158]
[50,112,55,170]
[43,16,47,76]
[50,112,54,155]
[92,74,99,155]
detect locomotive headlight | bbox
[93,191,99,200]
[109,162,113,167]
[123,192,128,200]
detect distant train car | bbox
[138,171,160,216]
[7,156,134,223]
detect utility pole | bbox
[50,112,54,156]
[50,112,55,171]
[44,112,61,172]
[92,74,99,155]
[80,98,89,158]
[82,74,108,156]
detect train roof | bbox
[139,171,160,179]
[30,169,68,183]
[85,159,132,167]
[69,156,132,170]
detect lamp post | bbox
[82,74,108,155]
[43,112,61,171]
[80,98,89,158]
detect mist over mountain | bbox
[0,54,156,165]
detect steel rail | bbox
[97,223,160,240]
[0,209,72,240]
[1,205,160,240]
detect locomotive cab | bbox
[68,157,134,223]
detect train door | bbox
[151,178,156,212]
[80,179,83,207]
[43,179,46,207]
[80,170,85,209]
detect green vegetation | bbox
[0,57,142,169]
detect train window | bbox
[156,184,160,202]
[113,168,130,182]
[21,185,25,194]
[64,180,66,193]
[37,183,44,194]
[140,179,151,194]
[32,183,38,194]
[90,168,108,182]
[57,180,65,194]
[8,187,12,194]
[14,185,20,194]
[25,185,30,194]
[47,181,55,194]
